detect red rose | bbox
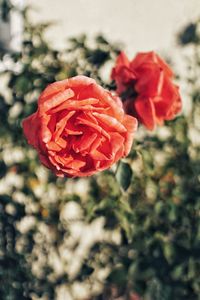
[111,51,182,130]
[23,76,137,177]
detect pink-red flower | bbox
[23,75,137,177]
[111,51,182,130]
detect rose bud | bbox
[23,75,137,177]
[111,51,182,130]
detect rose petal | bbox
[54,111,76,141]
[50,98,100,113]
[123,115,138,156]
[22,112,40,149]
[72,132,97,153]
[134,97,156,130]
[46,141,62,152]
[77,116,110,140]
[92,112,127,133]
[39,79,69,100]
[40,88,74,113]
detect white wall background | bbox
[26,0,200,55]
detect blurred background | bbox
[26,0,199,51]
[0,0,200,300]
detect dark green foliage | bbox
[0,195,31,300]
[116,161,133,191]
[0,0,12,22]
[178,22,199,45]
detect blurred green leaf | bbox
[116,162,133,191]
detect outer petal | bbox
[111,52,136,94]
[38,153,52,170]
[134,97,156,130]
[111,51,131,80]
[39,88,74,114]
[115,51,130,67]
[131,51,173,78]
[134,65,163,97]
[66,75,97,88]
[123,115,138,155]
[22,112,40,150]
[154,78,182,120]
[39,79,69,102]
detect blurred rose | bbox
[23,76,137,177]
[111,51,182,130]
[130,292,142,300]
[111,51,136,95]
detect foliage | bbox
[0,0,12,22]
[0,5,200,300]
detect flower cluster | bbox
[23,51,182,177]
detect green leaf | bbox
[116,161,132,191]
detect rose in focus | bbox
[23,76,137,177]
[111,51,182,130]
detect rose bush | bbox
[2,7,200,299]
[23,75,137,177]
[111,51,182,130]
